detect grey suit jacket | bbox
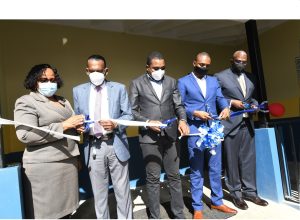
[129,74,187,144]
[14,92,80,164]
[215,68,258,136]
[73,81,133,165]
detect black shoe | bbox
[243,195,269,206]
[232,197,248,210]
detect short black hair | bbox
[146,51,164,65]
[195,52,210,60]
[87,54,106,67]
[24,64,63,92]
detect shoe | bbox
[211,204,237,214]
[193,210,203,219]
[243,195,269,206]
[232,197,248,210]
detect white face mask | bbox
[89,71,105,86]
[38,82,57,97]
[151,69,165,81]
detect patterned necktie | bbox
[94,86,103,138]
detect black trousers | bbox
[223,119,257,199]
[140,136,185,219]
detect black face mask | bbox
[194,66,208,76]
[233,61,246,72]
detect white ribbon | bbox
[0,117,80,141]
[0,117,168,142]
[178,133,202,140]
[110,119,167,127]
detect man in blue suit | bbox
[178,52,237,219]
[73,55,133,219]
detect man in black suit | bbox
[129,51,189,219]
[215,50,268,210]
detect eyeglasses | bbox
[38,78,57,83]
[151,66,166,71]
[87,69,105,74]
[234,60,247,65]
[198,63,210,68]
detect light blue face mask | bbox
[38,82,57,97]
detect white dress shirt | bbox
[192,72,206,98]
[148,75,163,100]
[89,82,111,135]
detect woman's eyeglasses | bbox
[38,78,57,83]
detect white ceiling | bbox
[37,20,286,46]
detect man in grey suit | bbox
[129,51,190,219]
[73,55,133,219]
[215,50,268,210]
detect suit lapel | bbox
[229,70,244,98]
[143,74,160,102]
[189,73,205,99]
[205,76,211,100]
[30,92,70,119]
[244,74,253,99]
[82,83,91,116]
[106,81,114,118]
[160,76,169,102]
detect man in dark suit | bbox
[215,50,268,210]
[129,51,190,219]
[178,52,237,219]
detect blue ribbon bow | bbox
[195,120,224,155]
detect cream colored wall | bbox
[0,21,234,153]
[233,21,300,119]
[258,21,300,118]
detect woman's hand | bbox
[62,115,84,131]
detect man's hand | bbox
[148,120,162,133]
[178,120,190,136]
[219,108,230,120]
[193,111,212,121]
[251,104,259,112]
[231,100,244,109]
[99,120,118,131]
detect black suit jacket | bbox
[215,68,258,136]
[129,74,187,143]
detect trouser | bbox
[223,119,257,199]
[88,138,133,219]
[140,136,185,219]
[188,135,223,211]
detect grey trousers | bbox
[88,138,133,219]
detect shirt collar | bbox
[91,81,106,89]
[192,72,207,80]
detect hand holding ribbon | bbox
[230,101,268,117]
